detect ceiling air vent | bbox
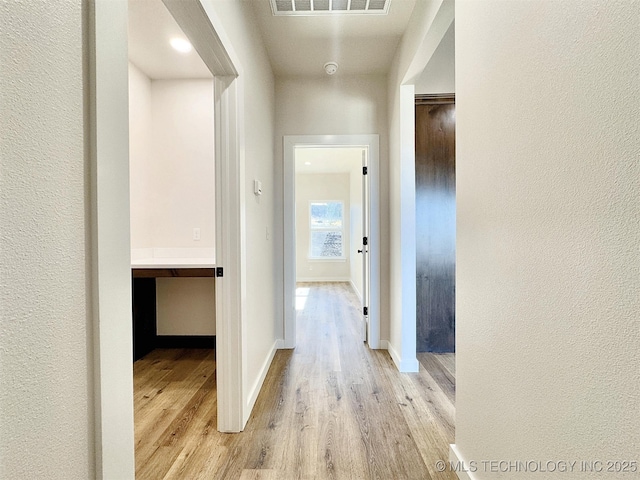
[270,0,391,15]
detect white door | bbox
[361,149,369,342]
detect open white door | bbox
[361,148,369,343]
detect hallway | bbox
[134,283,455,479]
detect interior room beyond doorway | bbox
[127,0,218,471]
[294,147,363,291]
[294,147,366,339]
[128,0,216,362]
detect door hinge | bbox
[363,166,368,175]
[216,267,224,277]
[363,306,369,316]
[363,236,368,246]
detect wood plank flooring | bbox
[134,282,456,479]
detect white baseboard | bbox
[387,341,401,368]
[296,277,350,283]
[449,444,477,480]
[349,279,362,302]
[244,339,278,424]
[378,340,389,350]
[387,341,419,372]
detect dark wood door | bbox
[415,99,455,353]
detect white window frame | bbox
[308,200,346,260]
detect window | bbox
[309,201,344,259]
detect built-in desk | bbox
[133,267,215,278]
[132,258,216,361]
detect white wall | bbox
[149,79,215,248]
[129,62,154,248]
[275,75,389,339]
[202,0,278,424]
[295,173,351,281]
[454,1,640,477]
[416,20,455,95]
[0,1,94,478]
[157,278,215,335]
[129,71,215,250]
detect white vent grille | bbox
[270,0,390,15]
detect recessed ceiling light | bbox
[170,38,192,53]
[305,161,312,165]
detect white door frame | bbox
[164,0,248,433]
[283,135,380,349]
[89,2,135,477]
[91,1,244,477]
[212,75,245,432]
[164,0,246,433]
[361,148,370,343]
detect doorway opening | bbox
[415,95,456,354]
[128,0,216,360]
[294,146,367,342]
[284,135,380,350]
[92,0,242,475]
[127,0,217,474]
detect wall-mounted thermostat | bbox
[254,180,263,196]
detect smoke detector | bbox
[324,62,338,75]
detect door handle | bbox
[357,249,363,253]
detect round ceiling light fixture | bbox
[324,62,338,75]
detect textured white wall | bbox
[455,1,640,477]
[295,173,351,281]
[0,1,94,478]
[275,75,390,339]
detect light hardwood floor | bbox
[134,282,456,479]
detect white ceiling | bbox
[295,147,363,174]
[127,0,450,82]
[128,0,212,79]
[250,0,417,76]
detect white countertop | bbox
[131,248,215,269]
[131,258,216,269]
